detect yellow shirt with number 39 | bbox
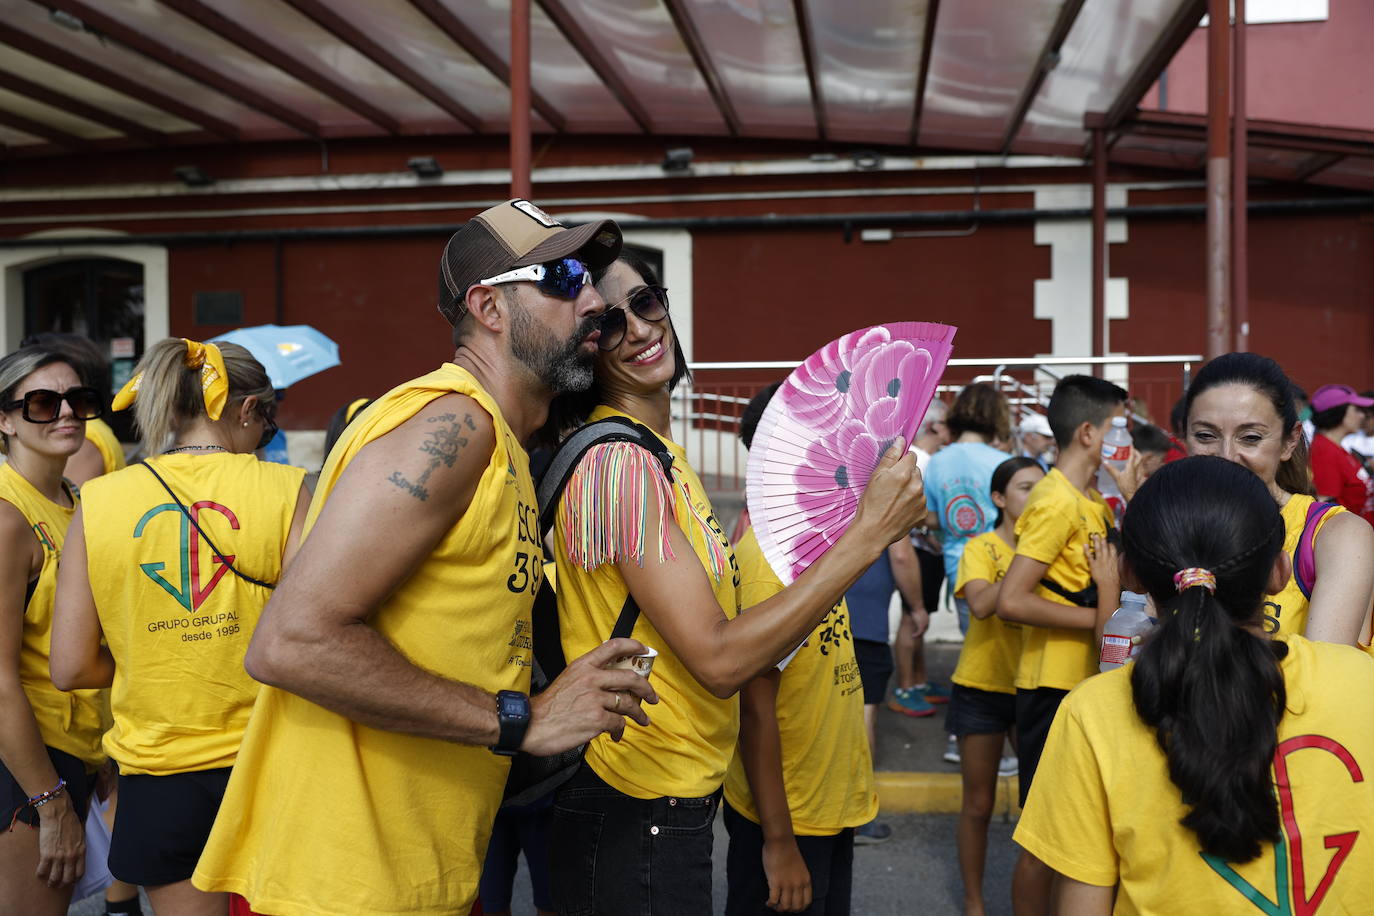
[194,364,539,916]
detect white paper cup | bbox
[608,646,658,678]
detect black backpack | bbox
[501,417,674,807]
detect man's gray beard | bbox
[509,300,597,393]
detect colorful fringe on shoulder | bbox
[561,442,677,571]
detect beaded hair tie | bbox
[1173,567,1217,593]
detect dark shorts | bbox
[852,639,893,707]
[0,746,94,829]
[108,767,232,886]
[945,684,1017,738]
[915,549,945,612]
[1015,687,1070,808]
[480,795,554,912]
[551,763,719,916]
[723,801,854,916]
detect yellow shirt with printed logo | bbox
[1265,494,1346,639]
[1012,468,1113,691]
[84,417,126,475]
[194,364,539,916]
[1015,636,1374,914]
[723,527,876,834]
[555,405,741,800]
[0,463,106,768]
[953,531,1021,695]
[79,453,304,775]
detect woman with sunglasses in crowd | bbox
[0,346,110,915]
[540,251,925,915]
[1015,456,1374,912]
[50,338,309,916]
[1181,353,1374,646]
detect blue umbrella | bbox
[209,324,340,390]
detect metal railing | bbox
[672,354,1201,495]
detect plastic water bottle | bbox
[1101,416,1133,471]
[1099,591,1153,672]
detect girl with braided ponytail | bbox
[1014,456,1374,914]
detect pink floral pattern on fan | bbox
[782,325,894,428]
[790,418,888,575]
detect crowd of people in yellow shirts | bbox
[0,198,1371,916]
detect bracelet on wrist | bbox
[28,778,66,809]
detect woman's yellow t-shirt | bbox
[0,463,106,768]
[952,531,1021,695]
[194,364,540,916]
[79,453,304,775]
[1016,635,1374,913]
[84,417,126,475]
[1012,468,1113,692]
[1266,494,1345,639]
[555,405,741,800]
[723,527,876,834]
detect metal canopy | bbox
[0,0,1369,189]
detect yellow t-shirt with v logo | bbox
[1265,493,1345,639]
[194,364,539,916]
[0,462,106,768]
[80,452,304,775]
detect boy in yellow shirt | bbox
[995,375,1127,916]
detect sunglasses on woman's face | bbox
[1,387,103,423]
[596,286,669,351]
[255,405,279,451]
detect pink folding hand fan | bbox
[746,322,957,584]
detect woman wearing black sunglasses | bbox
[543,253,926,915]
[49,338,309,916]
[0,345,109,915]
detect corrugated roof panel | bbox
[0,122,40,145]
[0,44,200,134]
[206,0,461,134]
[325,0,548,130]
[676,0,817,138]
[918,0,1063,151]
[551,0,727,134]
[0,0,283,136]
[806,0,924,143]
[1015,0,1197,152]
[430,0,636,132]
[0,86,118,139]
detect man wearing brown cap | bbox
[193,200,658,915]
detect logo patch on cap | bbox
[511,199,561,228]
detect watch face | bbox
[498,691,530,720]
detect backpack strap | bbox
[1294,500,1339,600]
[527,418,675,691]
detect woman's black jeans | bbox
[550,762,719,915]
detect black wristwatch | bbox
[491,690,531,756]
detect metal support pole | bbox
[1205,0,1232,359]
[1232,0,1249,351]
[509,0,532,199]
[1089,118,1107,378]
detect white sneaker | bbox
[998,756,1019,777]
[943,736,960,765]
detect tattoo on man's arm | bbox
[386,413,473,502]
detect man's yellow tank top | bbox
[0,463,106,768]
[723,528,876,834]
[85,418,126,475]
[79,453,304,775]
[1266,493,1345,639]
[555,405,741,800]
[193,364,538,916]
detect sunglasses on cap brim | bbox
[596,286,669,351]
[477,256,591,300]
[1,387,103,423]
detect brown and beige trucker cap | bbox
[437,199,622,325]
